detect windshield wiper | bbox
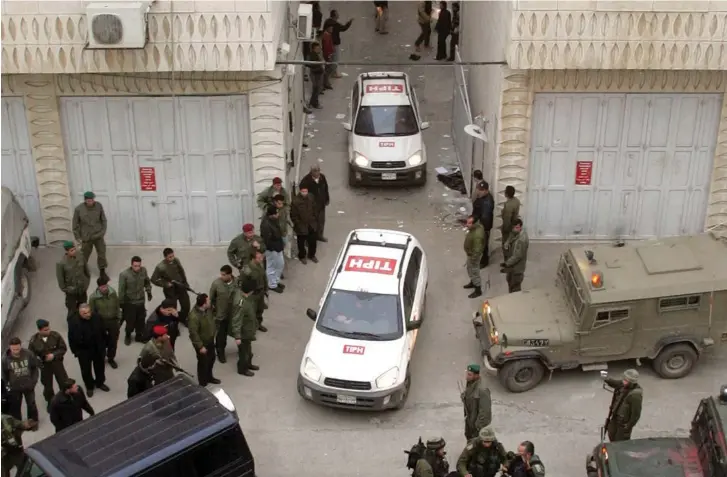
[318,324,348,337]
[340,331,384,340]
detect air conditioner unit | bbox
[297,3,313,41]
[86,1,151,49]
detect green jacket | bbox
[277,205,291,236]
[55,255,90,295]
[606,379,643,430]
[256,185,289,210]
[242,261,267,292]
[88,287,121,324]
[456,438,508,476]
[28,331,67,362]
[414,453,450,477]
[462,379,492,438]
[500,197,521,235]
[229,294,257,341]
[72,202,107,241]
[188,306,216,350]
[151,258,188,288]
[118,267,151,305]
[139,340,176,384]
[464,223,486,258]
[1,414,25,451]
[209,277,237,322]
[227,234,265,269]
[503,229,529,274]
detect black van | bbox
[19,375,255,477]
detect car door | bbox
[403,249,422,356]
[347,81,360,163]
[576,306,635,357]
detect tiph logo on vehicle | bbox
[379,141,395,147]
[343,345,366,355]
[365,84,404,93]
[344,256,397,275]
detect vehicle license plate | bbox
[381,173,397,180]
[336,394,357,405]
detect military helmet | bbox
[623,369,639,384]
[426,437,446,450]
[479,427,496,442]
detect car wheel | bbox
[348,168,358,188]
[15,267,31,308]
[392,373,411,410]
[498,359,545,393]
[652,343,698,379]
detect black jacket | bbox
[311,2,322,30]
[374,1,389,7]
[145,305,180,342]
[436,8,451,34]
[299,173,330,208]
[260,216,285,253]
[507,454,545,477]
[49,387,95,432]
[472,194,495,231]
[322,18,352,45]
[67,312,106,355]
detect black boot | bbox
[468,287,483,299]
[124,334,131,346]
[100,269,109,281]
[463,282,475,289]
[217,352,227,364]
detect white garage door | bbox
[1,97,46,244]
[527,93,722,240]
[61,96,255,246]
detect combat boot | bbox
[468,287,482,299]
[463,282,475,289]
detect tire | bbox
[498,359,545,393]
[15,267,31,308]
[652,343,698,379]
[348,167,358,188]
[392,372,411,410]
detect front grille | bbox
[319,392,376,408]
[323,377,372,390]
[371,161,406,169]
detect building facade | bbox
[458,0,727,242]
[1,0,306,246]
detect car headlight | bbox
[303,358,322,382]
[354,153,369,167]
[375,367,399,389]
[407,151,423,166]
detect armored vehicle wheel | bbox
[652,343,698,379]
[498,359,545,393]
[16,266,31,307]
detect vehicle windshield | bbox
[557,254,585,321]
[354,105,419,137]
[316,289,403,341]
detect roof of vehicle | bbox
[26,376,239,477]
[359,72,410,107]
[601,437,703,477]
[331,229,414,295]
[569,233,727,304]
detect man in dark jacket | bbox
[48,378,95,433]
[435,1,452,61]
[447,2,460,61]
[299,164,330,242]
[145,299,180,350]
[472,181,495,268]
[506,441,546,477]
[28,320,68,411]
[291,186,319,264]
[150,248,191,326]
[322,9,353,77]
[188,294,220,387]
[1,338,39,426]
[68,304,109,397]
[373,1,389,34]
[308,42,325,109]
[261,206,286,294]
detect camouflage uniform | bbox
[1,414,29,476]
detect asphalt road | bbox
[11,2,726,476]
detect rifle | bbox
[159,358,195,378]
[171,280,201,296]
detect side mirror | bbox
[30,237,40,248]
[420,121,430,130]
[342,122,352,131]
[306,308,317,321]
[406,320,422,331]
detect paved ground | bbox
[11,2,726,476]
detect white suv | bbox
[297,229,429,410]
[342,72,429,187]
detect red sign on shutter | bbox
[139,167,157,191]
[575,161,593,185]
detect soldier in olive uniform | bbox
[501,218,529,293]
[456,427,509,477]
[413,437,458,477]
[210,265,237,363]
[1,413,34,477]
[56,241,91,317]
[227,224,265,271]
[151,248,191,326]
[230,278,259,377]
[500,185,521,248]
[291,185,319,264]
[463,215,486,299]
[461,364,492,440]
[273,194,291,253]
[28,319,68,411]
[138,325,178,385]
[256,177,289,211]
[604,369,643,442]
[188,294,221,387]
[242,249,269,333]
[88,276,121,368]
[118,256,153,345]
[72,191,108,279]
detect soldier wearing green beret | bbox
[72,191,109,280]
[461,363,492,440]
[56,241,91,317]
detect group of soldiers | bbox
[464,174,528,299]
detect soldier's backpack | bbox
[404,437,426,471]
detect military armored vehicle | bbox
[586,385,727,477]
[473,233,727,393]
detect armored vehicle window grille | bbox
[659,295,701,312]
[593,308,630,328]
[557,255,585,319]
